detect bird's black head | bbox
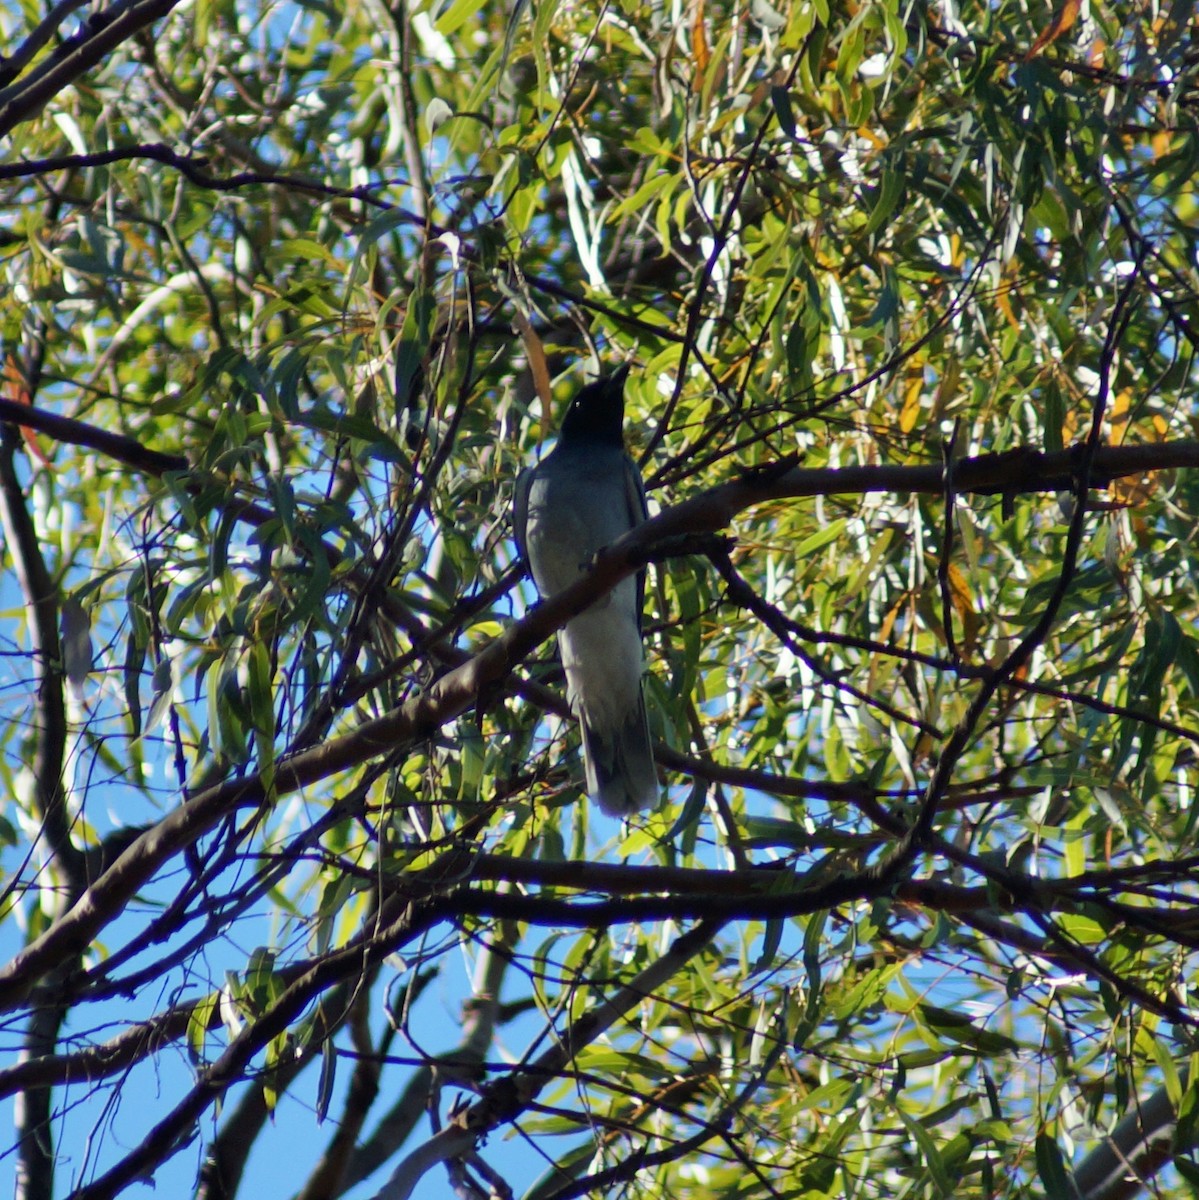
[558,364,629,448]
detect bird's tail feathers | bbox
[581,693,658,817]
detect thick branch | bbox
[0,426,85,1200]
[332,923,515,1195]
[196,966,377,1200]
[0,0,185,138]
[0,431,77,880]
[0,397,187,475]
[0,1002,195,1098]
[66,889,440,1200]
[367,920,723,1200]
[1074,1071,1187,1200]
[0,0,89,88]
[0,435,1193,1009]
[6,854,1187,1114]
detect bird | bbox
[512,364,659,816]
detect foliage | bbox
[1,1,1199,1198]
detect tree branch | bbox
[0,424,84,1200]
[1073,1071,1188,1200]
[0,0,89,88]
[0,396,188,475]
[367,920,723,1200]
[0,432,1193,1010]
[0,0,185,138]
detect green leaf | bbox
[865,167,904,236]
[771,85,797,138]
[1034,1131,1072,1196]
[315,1037,337,1125]
[188,992,219,1063]
[895,1105,953,1196]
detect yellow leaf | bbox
[512,312,551,442]
[691,0,710,78]
[996,282,1021,332]
[931,356,960,422]
[899,369,923,433]
[1110,474,1156,507]
[1025,0,1082,60]
[1108,387,1132,441]
[947,562,983,655]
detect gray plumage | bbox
[513,365,658,816]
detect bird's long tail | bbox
[581,692,658,816]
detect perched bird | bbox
[513,364,658,816]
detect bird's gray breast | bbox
[521,444,645,731]
[521,445,634,597]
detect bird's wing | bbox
[622,453,650,631]
[512,465,533,566]
[623,453,649,525]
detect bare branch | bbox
[367,920,722,1200]
[0,396,187,476]
[0,0,186,138]
[0,0,90,88]
[1074,1073,1187,1200]
[0,432,1193,1010]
